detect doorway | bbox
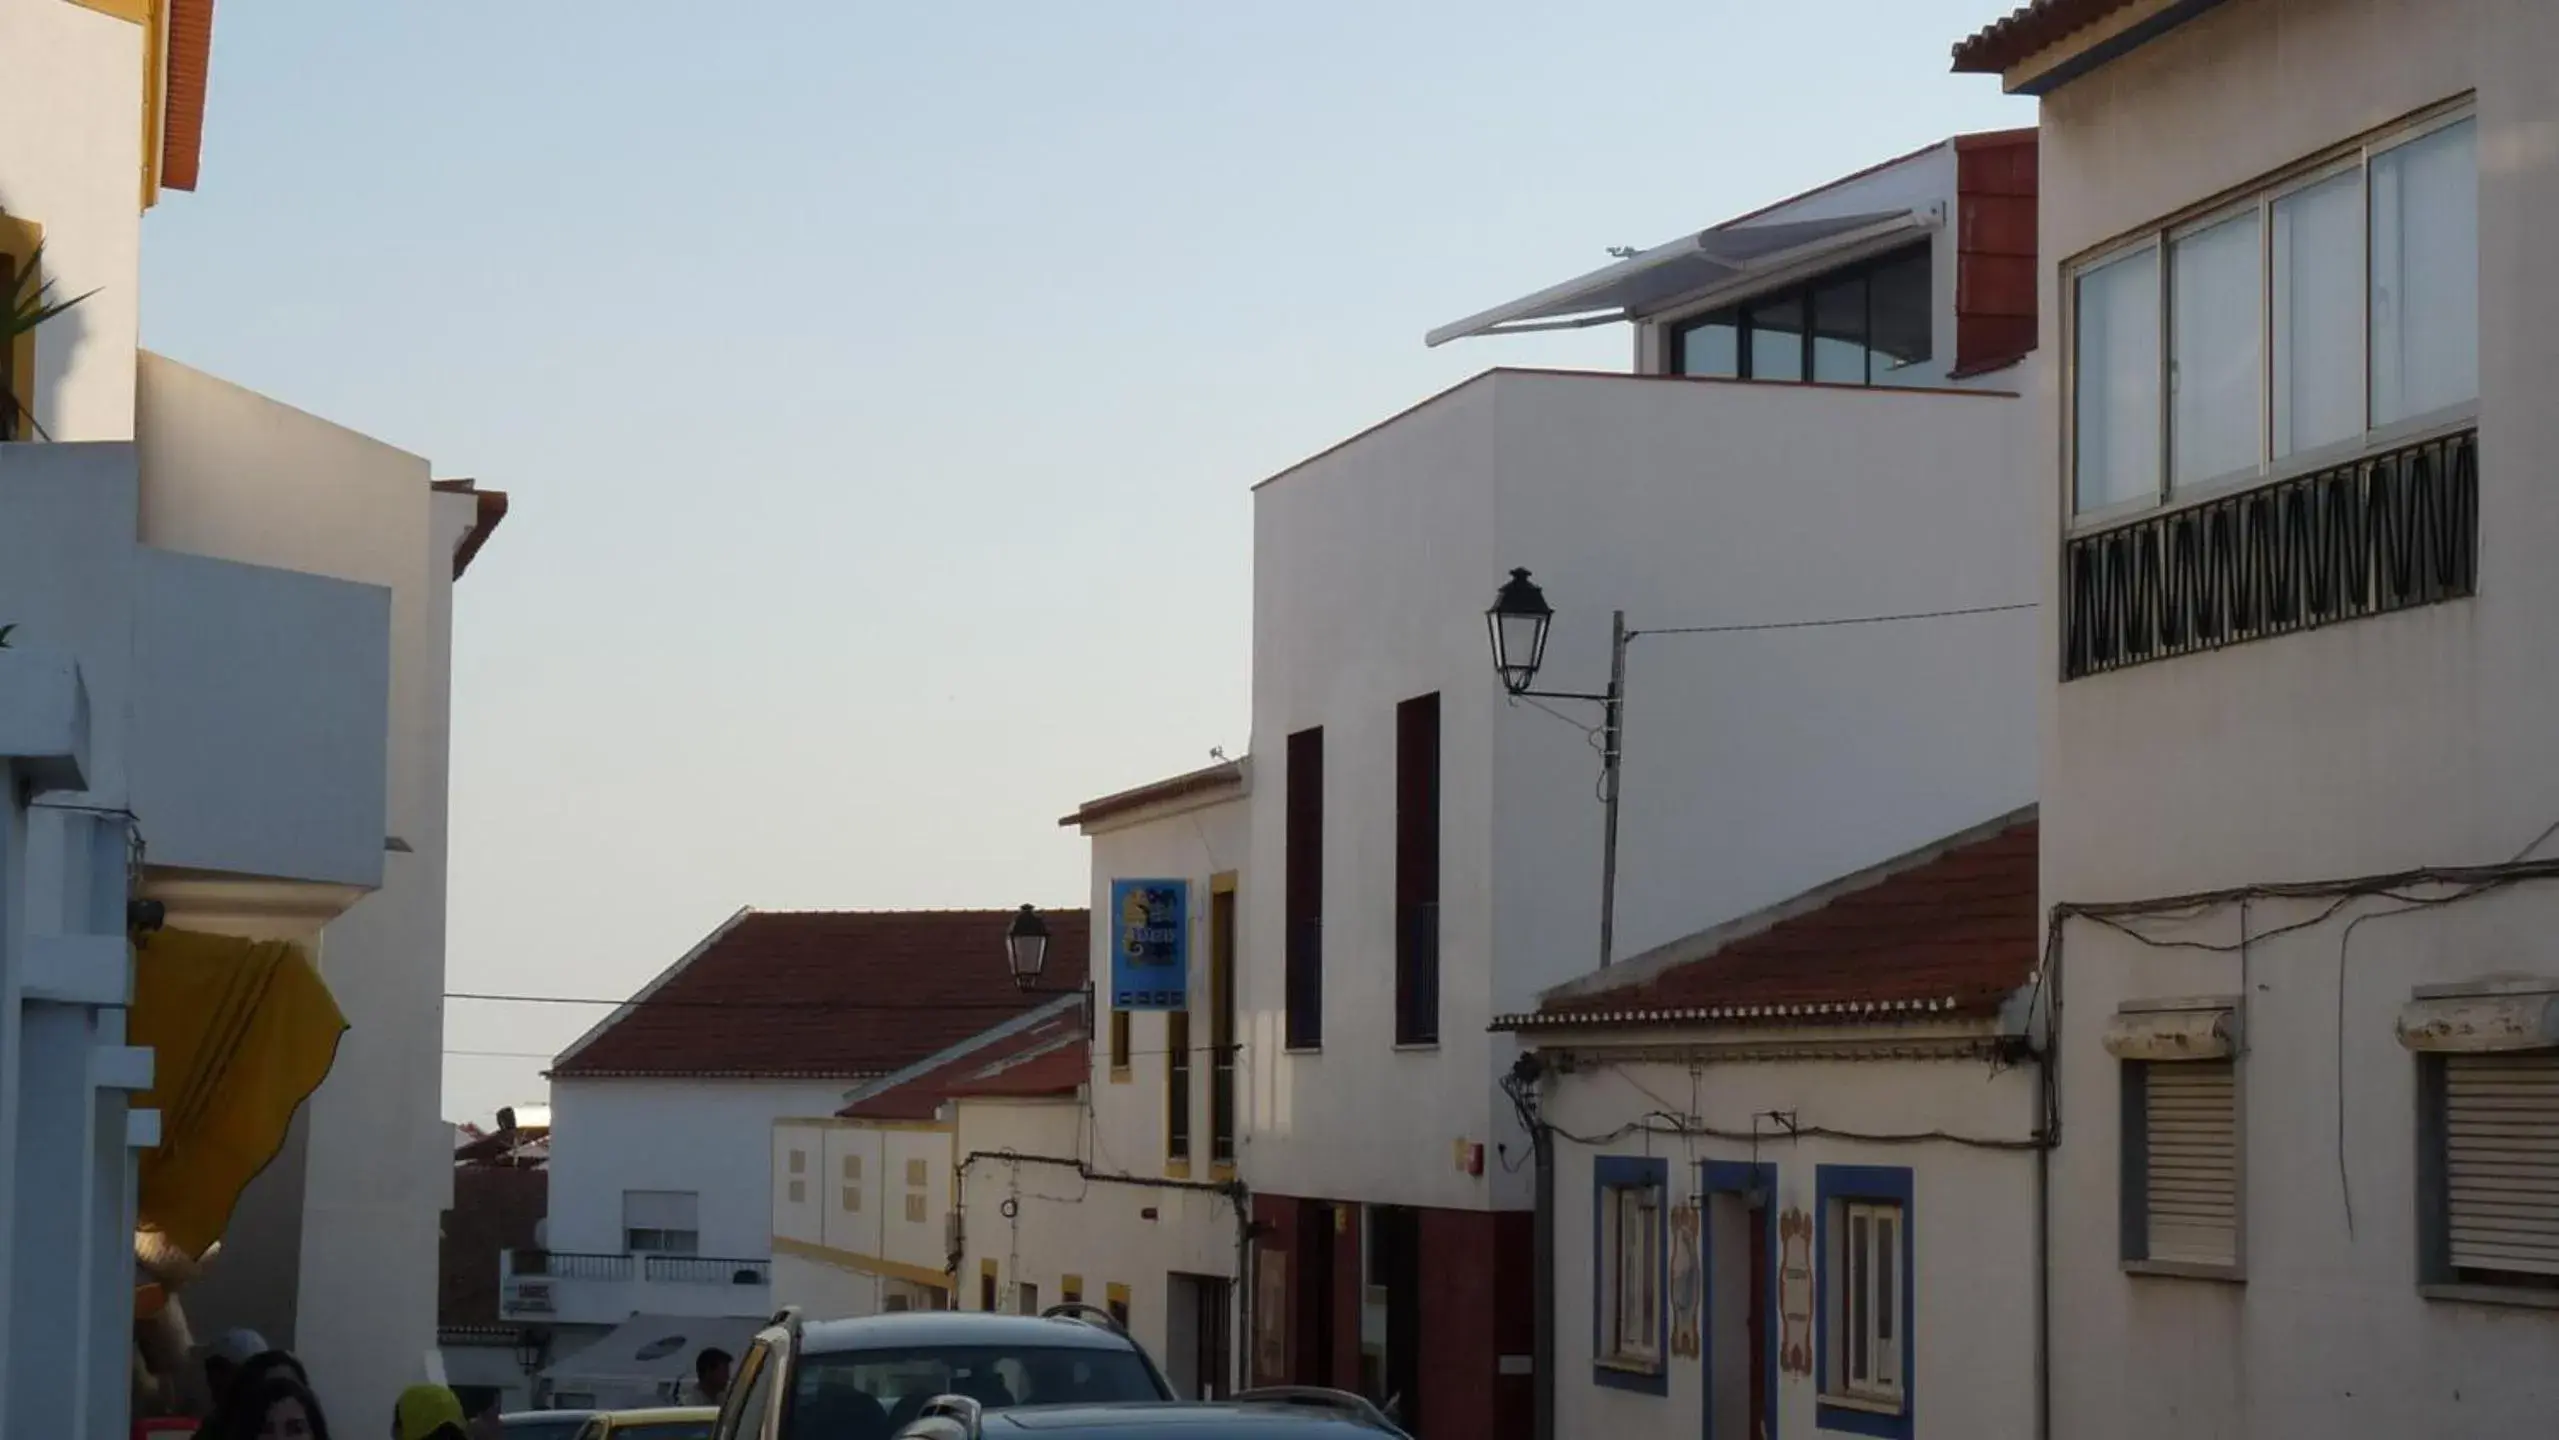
[1362,1205,1422,1432]
[1169,1273,1235,1398]
[1296,1200,1337,1388]
[1701,1163,1775,1440]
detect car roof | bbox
[980,1403,1389,1435]
[600,1408,717,1423]
[793,1311,1141,1354]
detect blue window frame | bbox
[1592,1154,1670,1393]
[1697,1160,1778,1440]
[1814,1164,1914,1440]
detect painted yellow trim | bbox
[1164,1159,1193,1180]
[138,0,166,209]
[0,215,43,442]
[771,1235,951,1290]
[1061,1274,1084,1303]
[776,1115,952,1134]
[1109,1008,1132,1073]
[63,0,149,21]
[1211,871,1239,895]
[1105,1281,1131,1322]
[1211,1163,1237,1183]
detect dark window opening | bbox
[1670,242,1933,386]
[1394,693,1440,1046]
[1285,727,1324,1049]
[1210,883,1237,1163]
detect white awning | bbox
[1425,206,1939,348]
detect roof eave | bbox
[1952,0,2233,95]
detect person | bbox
[199,1329,271,1415]
[686,1348,732,1407]
[205,1350,313,1440]
[242,1375,332,1440]
[392,1384,470,1440]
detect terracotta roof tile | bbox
[839,1014,1088,1120]
[552,909,1089,1080]
[1950,0,2218,77]
[1506,815,2037,1031]
[161,0,215,192]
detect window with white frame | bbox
[622,1189,700,1254]
[2070,106,2477,519]
[1593,1157,1667,1384]
[1817,1165,1911,1430]
[2123,1060,2241,1270]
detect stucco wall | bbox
[0,0,143,441]
[1246,368,2039,1214]
[1543,1040,2040,1440]
[2031,2,2559,1435]
[552,1077,851,1268]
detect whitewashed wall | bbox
[0,0,143,441]
[552,1077,848,1271]
[771,1117,955,1318]
[1542,1036,2040,1440]
[1246,368,2039,1214]
[2032,3,2559,1436]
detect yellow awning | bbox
[129,928,347,1259]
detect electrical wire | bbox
[444,989,1088,1013]
[1634,600,2037,638]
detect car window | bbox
[505,1424,588,1440]
[617,1424,715,1440]
[788,1345,1163,1440]
[572,1422,606,1440]
[719,1342,779,1440]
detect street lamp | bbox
[1484,568,1631,968]
[1004,904,1051,990]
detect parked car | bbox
[501,1411,595,1440]
[710,1305,1176,1440]
[893,1389,1408,1440]
[573,1407,720,1440]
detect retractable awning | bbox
[1425,206,1938,348]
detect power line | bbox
[1637,600,2037,638]
[443,989,1084,1013]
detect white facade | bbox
[771,1115,960,1319]
[532,1077,837,1326]
[1245,366,2039,1217]
[2004,0,2559,1435]
[1540,1036,2040,1440]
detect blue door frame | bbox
[1697,1161,1778,1440]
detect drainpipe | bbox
[2034,1110,2049,1440]
[1532,1122,1555,1440]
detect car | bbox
[572,1407,722,1440]
[892,1389,1409,1440]
[710,1305,1179,1440]
[501,1410,595,1440]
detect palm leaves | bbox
[5,239,95,441]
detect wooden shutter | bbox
[2145,1062,2237,1264]
[2444,1053,2559,1276]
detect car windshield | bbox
[788,1344,1162,1439]
[503,1424,588,1440]
[614,1424,713,1440]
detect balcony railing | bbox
[511,1251,633,1282]
[2063,426,2477,679]
[644,1254,772,1286]
[1395,902,1440,1046]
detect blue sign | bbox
[1110,878,1190,1011]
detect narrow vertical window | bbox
[1167,1006,1193,1166]
[2074,247,2163,513]
[2369,117,2479,427]
[1394,694,1441,1046]
[2272,169,2364,457]
[1210,879,1238,1163]
[1285,726,1325,1049]
[1109,1007,1132,1074]
[2168,210,2262,489]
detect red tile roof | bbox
[551,909,1090,1080]
[1501,811,2037,1031]
[161,0,215,192]
[838,1008,1089,1120]
[432,478,510,580]
[1951,0,2215,77]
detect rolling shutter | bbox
[2145,1061,2237,1264]
[2444,1053,2559,1276]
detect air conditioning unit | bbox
[944,1210,963,1261]
[503,1277,557,1316]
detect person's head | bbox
[391,1385,466,1440]
[201,1329,271,1402]
[695,1347,732,1399]
[248,1377,331,1440]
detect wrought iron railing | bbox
[513,1250,633,1282]
[644,1254,771,1286]
[1394,902,1440,1046]
[2062,426,2477,679]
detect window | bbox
[1285,726,1324,1049]
[1670,244,1932,386]
[2420,1052,2559,1293]
[2121,1060,2240,1272]
[1110,1007,1132,1074]
[2068,108,2477,518]
[842,1154,862,1213]
[1394,694,1441,1046]
[981,1263,999,1312]
[905,1156,929,1225]
[1167,1006,1193,1167]
[1816,1165,1912,1436]
[1209,877,1238,1165]
[1106,1282,1132,1329]
[622,1190,699,1255]
[1019,1281,1041,1316]
[787,1148,807,1206]
[1592,1156,1668,1392]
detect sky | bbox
[133,1,2032,1125]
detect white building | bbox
[1499,810,2040,1440]
[1238,132,2044,1439]
[533,909,1090,1346]
[1,2,503,1432]
[1952,0,2553,1435]
[768,761,1252,1400]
